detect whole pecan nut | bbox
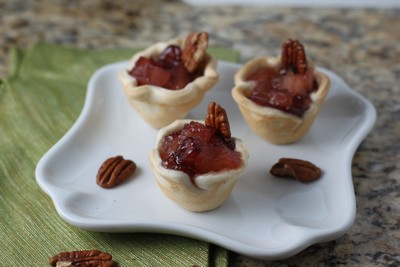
[205,101,231,139]
[96,155,136,188]
[49,250,114,267]
[281,39,308,75]
[270,158,321,182]
[182,31,209,73]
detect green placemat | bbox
[0,43,239,266]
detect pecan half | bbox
[182,31,209,73]
[270,158,321,182]
[281,39,308,75]
[205,101,231,139]
[96,156,136,188]
[49,250,114,267]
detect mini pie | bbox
[119,32,219,129]
[232,39,330,144]
[149,102,249,212]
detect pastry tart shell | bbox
[149,119,249,212]
[232,56,330,144]
[119,38,219,129]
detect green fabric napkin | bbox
[0,43,239,266]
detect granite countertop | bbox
[1,0,399,266]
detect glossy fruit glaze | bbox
[247,65,317,116]
[158,121,242,184]
[128,45,203,90]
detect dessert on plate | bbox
[232,39,330,144]
[149,102,249,212]
[119,32,219,128]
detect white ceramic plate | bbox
[35,61,376,260]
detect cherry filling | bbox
[158,121,242,185]
[128,45,203,90]
[247,65,318,117]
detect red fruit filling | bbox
[247,65,318,117]
[158,121,242,185]
[128,45,203,90]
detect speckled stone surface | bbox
[1,0,399,266]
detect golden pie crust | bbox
[149,119,249,212]
[119,38,219,129]
[232,56,330,144]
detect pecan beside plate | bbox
[49,250,114,267]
